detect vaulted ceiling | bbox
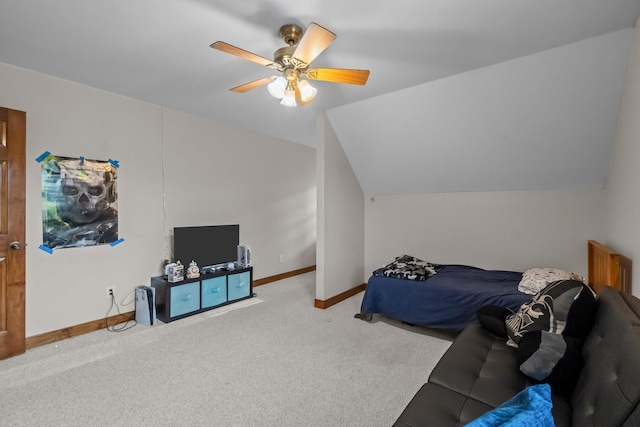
[1,0,639,194]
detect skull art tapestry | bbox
[41,155,118,249]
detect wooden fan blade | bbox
[291,23,336,67]
[305,68,370,85]
[230,76,273,93]
[211,41,280,70]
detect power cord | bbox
[105,289,137,332]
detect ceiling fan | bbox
[211,22,370,106]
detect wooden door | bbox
[0,107,26,360]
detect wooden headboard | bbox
[588,240,633,294]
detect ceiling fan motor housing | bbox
[279,24,303,46]
[274,45,296,68]
[274,24,304,68]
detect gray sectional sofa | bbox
[393,285,640,426]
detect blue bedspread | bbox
[359,264,531,331]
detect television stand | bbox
[151,266,253,323]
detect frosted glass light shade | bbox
[298,80,317,102]
[267,76,286,99]
[280,89,297,106]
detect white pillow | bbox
[518,268,584,295]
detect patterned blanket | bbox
[373,255,442,281]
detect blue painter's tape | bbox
[108,159,120,168]
[35,151,51,163]
[39,244,54,254]
[110,238,124,247]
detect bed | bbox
[355,241,632,331]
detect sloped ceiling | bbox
[328,29,632,194]
[1,0,639,194]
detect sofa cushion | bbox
[464,384,554,427]
[505,280,594,347]
[429,324,532,408]
[393,383,494,427]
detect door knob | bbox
[10,241,21,250]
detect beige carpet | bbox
[0,272,454,426]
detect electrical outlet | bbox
[106,286,115,299]
[279,254,284,264]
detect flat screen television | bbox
[173,224,239,269]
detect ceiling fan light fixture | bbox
[267,76,287,99]
[212,22,369,107]
[297,79,317,102]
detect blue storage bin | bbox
[201,276,227,308]
[169,281,200,317]
[228,271,251,301]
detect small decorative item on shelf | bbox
[186,260,200,279]
[167,261,184,282]
[226,261,235,271]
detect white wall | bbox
[604,18,640,297]
[161,108,316,279]
[0,61,316,337]
[364,189,605,282]
[316,113,364,300]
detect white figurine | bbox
[186,260,200,279]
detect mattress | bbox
[358,264,531,331]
